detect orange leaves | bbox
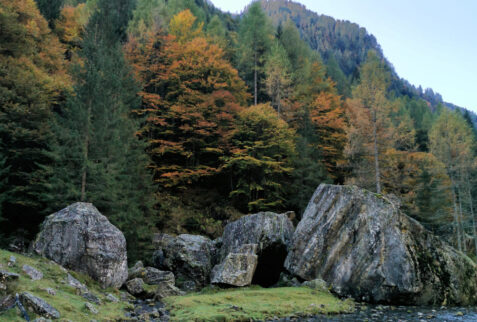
[126,10,249,189]
[55,4,89,47]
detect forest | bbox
[1,0,476,263]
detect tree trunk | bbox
[372,109,381,194]
[451,178,462,251]
[466,176,477,258]
[254,51,258,106]
[458,186,467,252]
[80,103,92,202]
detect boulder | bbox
[129,266,175,286]
[211,244,258,287]
[85,302,98,314]
[32,202,128,288]
[105,293,119,303]
[285,184,477,305]
[125,278,145,296]
[154,281,184,300]
[20,292,60,319]
[22,265,43,281]
[219,212,294,286]
[153,234,216,291]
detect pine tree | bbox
[0,0,70,240]
[237,2,273,105]
[51,0,155,261]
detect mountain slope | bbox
[258,0,476,124]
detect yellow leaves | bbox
[169,10,203,44]
[55,4,90,46]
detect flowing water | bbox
[275,305,477,322]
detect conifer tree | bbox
[0,0,70,240]
[52,0,155,261]
[237,2,273,105]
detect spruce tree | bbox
[51,0,155,261]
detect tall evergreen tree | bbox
[237,2,273,105]
[0,0,70,240]
[51,0,155,261]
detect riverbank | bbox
[163,286,355,321]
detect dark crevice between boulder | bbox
[252,243,288,287]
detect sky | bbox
[209,0,477,113]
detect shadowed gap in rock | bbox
[252,242,288,287]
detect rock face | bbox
[32,202,128,288]
[20,292,60,319]
[22,265,43,281]
[153,234,216,291]
[285,184,477,305]
[219,212,294,286]
[211,244,258,287]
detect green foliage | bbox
[224,104,296,212]
[0,0,70,239]
[164,286,355,321]
[35,0,64,24]
[237,2,274,104]
[51,0,155,262]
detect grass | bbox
[164,285,355,321]
[0,249,132,321]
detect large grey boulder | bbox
[32,202,128,288]
[285,184,477,305]
[153,234,216,291]
[211,244,258,287]
[219,212,294,286]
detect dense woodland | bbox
[1,0,477,262]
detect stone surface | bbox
[128,261,144,280]
[154,281,184,300]
[0,294,15,311]
[20,292,60,319]
[302,279,329,292]
[0,270,20,282]
[82,292,100,305]
[45,288,56,296]
[285,184,477,305]
[126,278,145,296]
[129,266,175,286]
[23,264,43,280]
[106,293,119,303]
[8,256,16,267]
[219,212,294,286]
[85,302,98,314]
[211,251,258,287]
[32,202,128,288]
[66,274,88,292]
[153,233,216,290]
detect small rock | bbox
[455,311,464,316]
[67,274,88,292]
[20,292,60,319]
[211,251,258,287]
[23,264,44,281]
[154,281,184,300]
[0,282,5,291]
[106,293,119,303]
[82,292,100,305]
[8,256,16,267]
[33,318,52,322]
[120,291,135,302]
[0,270,20,281]
[128,261,144,279]
[85,302,98,314]
[302,279,329,292]
[143,268,175,285]
[126,278,145,296]
[0,294,15,310]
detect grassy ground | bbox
[0,249,132,321]
[164,285,355,321]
